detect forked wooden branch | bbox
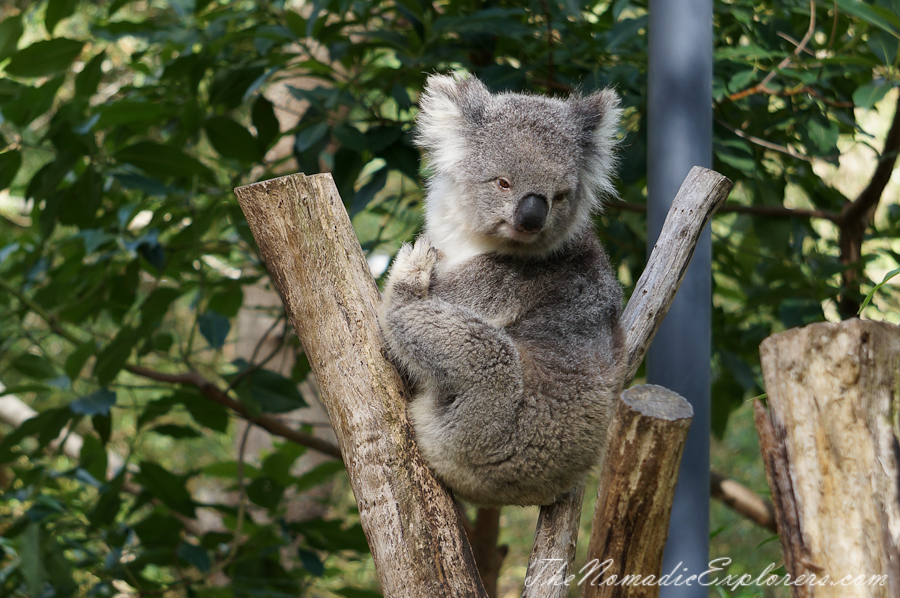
[235,175,486,598]
[522,166,733,598]
[234,166,731,598]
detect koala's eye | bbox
[497,178,511,190]
[554,191,569,203]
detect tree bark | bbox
[756,320,900,597]
[523,166,733,598]
[581,385,692,598]
[234,174,486,598]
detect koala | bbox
[378,73,626,507]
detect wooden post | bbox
[524,166,733,598]
[756,320,900,597]
[234,174,486,598]
[581,385,692,598]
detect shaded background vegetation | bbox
[0,0,899,596]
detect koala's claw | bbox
[388,238,438,299]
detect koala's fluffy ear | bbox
[415,73,490,175]
[573,88,622,208]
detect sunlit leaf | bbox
[5,38,84,78]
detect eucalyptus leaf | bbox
[6,38,84,78]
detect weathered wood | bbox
[620,166,734,381]
[757,320,900,597]
[581,385,692,598]
[523,166,732,598]
[234,174,486,598]
[522,482,585,598]
[709,470,777,533]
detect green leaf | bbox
[198,311,230,348]
[177,543,211,573]
[292,519,369,553]
[20,524,47,597]
[139,287,181,330]
[859,266,900,313]
[150,424,201,439]
[778,298,823,329]
[93,412,111,445]
[93,326,140,385]
[75,51,105,98]
[807,117,839,154]
[95,101,170,128]
[179,388,230,432]
[854,80,891,110]
[137,393,180,429]
[115,141,213,181]
[2,75,64,126]
[252,95,280,150]
[11,353,58,380]
[133,461,195,517]
[298,548,324,576]
[0,407,74,462]
[46,0,80,35]
[0,14,23,62]
[79,433,108,481]
[234,365,307,414]
[70,389,116,416]
[207,284,243,318]
[204,116,263,162]
[830,0,900,38]
[65,341,96,380]
[89,471,124,526]
[132,510,185,546]
[5,38,84,78]
[295,122,329,152]
[246,476,285,509]
[208,66,265,109]
[295,461,345,491]
[350,166,388,218]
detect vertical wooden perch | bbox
[524,166,733,598]
[234,166,732,598]
[756,320,900,598]
[235,175,486,598]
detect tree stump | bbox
[756,320,900,597]
[581,385,693,598]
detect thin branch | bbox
[0,277,84,345]
[606,199,841,223]
[728,1,816,102]
[710,470,777,533]
[715,117,820,163]
[124,365,343,460]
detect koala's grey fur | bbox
[378,73,626,507]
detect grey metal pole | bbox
[647,1,713,596]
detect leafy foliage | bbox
[0,0,898,596]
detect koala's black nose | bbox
[514,194,548,233]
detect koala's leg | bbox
[379,237,523,408]
[384,298,523,395]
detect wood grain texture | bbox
[620,165,733,380]
[581,385,692,598]
[234,173,486,598]
[757,320,900,597]
[523,166,732,598]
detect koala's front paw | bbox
[386,238,438,302]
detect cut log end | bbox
[621,384,693,421]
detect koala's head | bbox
[415,73,621,260]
